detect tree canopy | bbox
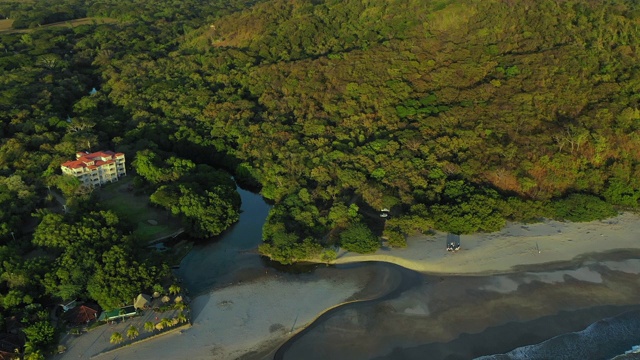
[1,0,640,353]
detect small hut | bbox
[133,294,152,310]
[67,305,99,325]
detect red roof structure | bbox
[60,150,126,187]
[61,151,124,170]
[67,305,100,325]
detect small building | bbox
[98,306,137,322]
[67,305,100,325]
[61,150,126,187]
[133,294,152,310]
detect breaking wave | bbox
[475,310,640,360]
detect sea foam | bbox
[475,310,640,360]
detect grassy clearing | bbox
[0,17,117,34]
[99,176,182,242]
[0,19,13,32]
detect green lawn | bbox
[99,177,182,242]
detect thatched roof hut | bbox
[133,294,152,310]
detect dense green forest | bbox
[1,0,640,356]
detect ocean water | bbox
[476,310,640,360]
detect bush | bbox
[384,229,407,248]
[501,197,549,222]
[23,321,56,350]
[551,194,617,222]
[603,178,640,208]
[259,233,323,265]
[428,180,506,234]
[319,248,337,262]
[339,223,380,254]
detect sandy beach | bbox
[77,212,640,360]
[91,265,398,360]
[279,212,640,359]
[334,212,640,275]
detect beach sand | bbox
[91,265,397,360]
[88,212,640,360]
[334,212,640,275]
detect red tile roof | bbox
[67,305,100,325]
[62,151,124,170]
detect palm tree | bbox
[160,317,172,329]
[169,284,181,296]
[24,350,45,360]
[110,332,123,344]
[144,321,155,332]
[22,342,35,356]
[176,312,188,324]
[126,326,139,340]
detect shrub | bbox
[384,229,407,248]
[551,194,617,222]
[339,223,380,254]
[319,248,337,262]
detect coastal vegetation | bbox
[1,0,640,355]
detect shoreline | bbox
[281,260,640,360]
[333,212,640,275]
[378,305,640,360]
[87,212,640,360]
[91,264,399,360]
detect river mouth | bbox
[170,188,640,360]
[272,253,640,360]
[273,262,424,360]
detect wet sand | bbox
[280,255,640,360]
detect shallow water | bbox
[175,187,272,295]
[273,263,424,360]
[374,305,640,360]
[275,260,640,360]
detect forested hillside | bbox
[1,0,640,354]
[97,0,640,261]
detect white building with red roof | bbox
[61,150,126,187]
